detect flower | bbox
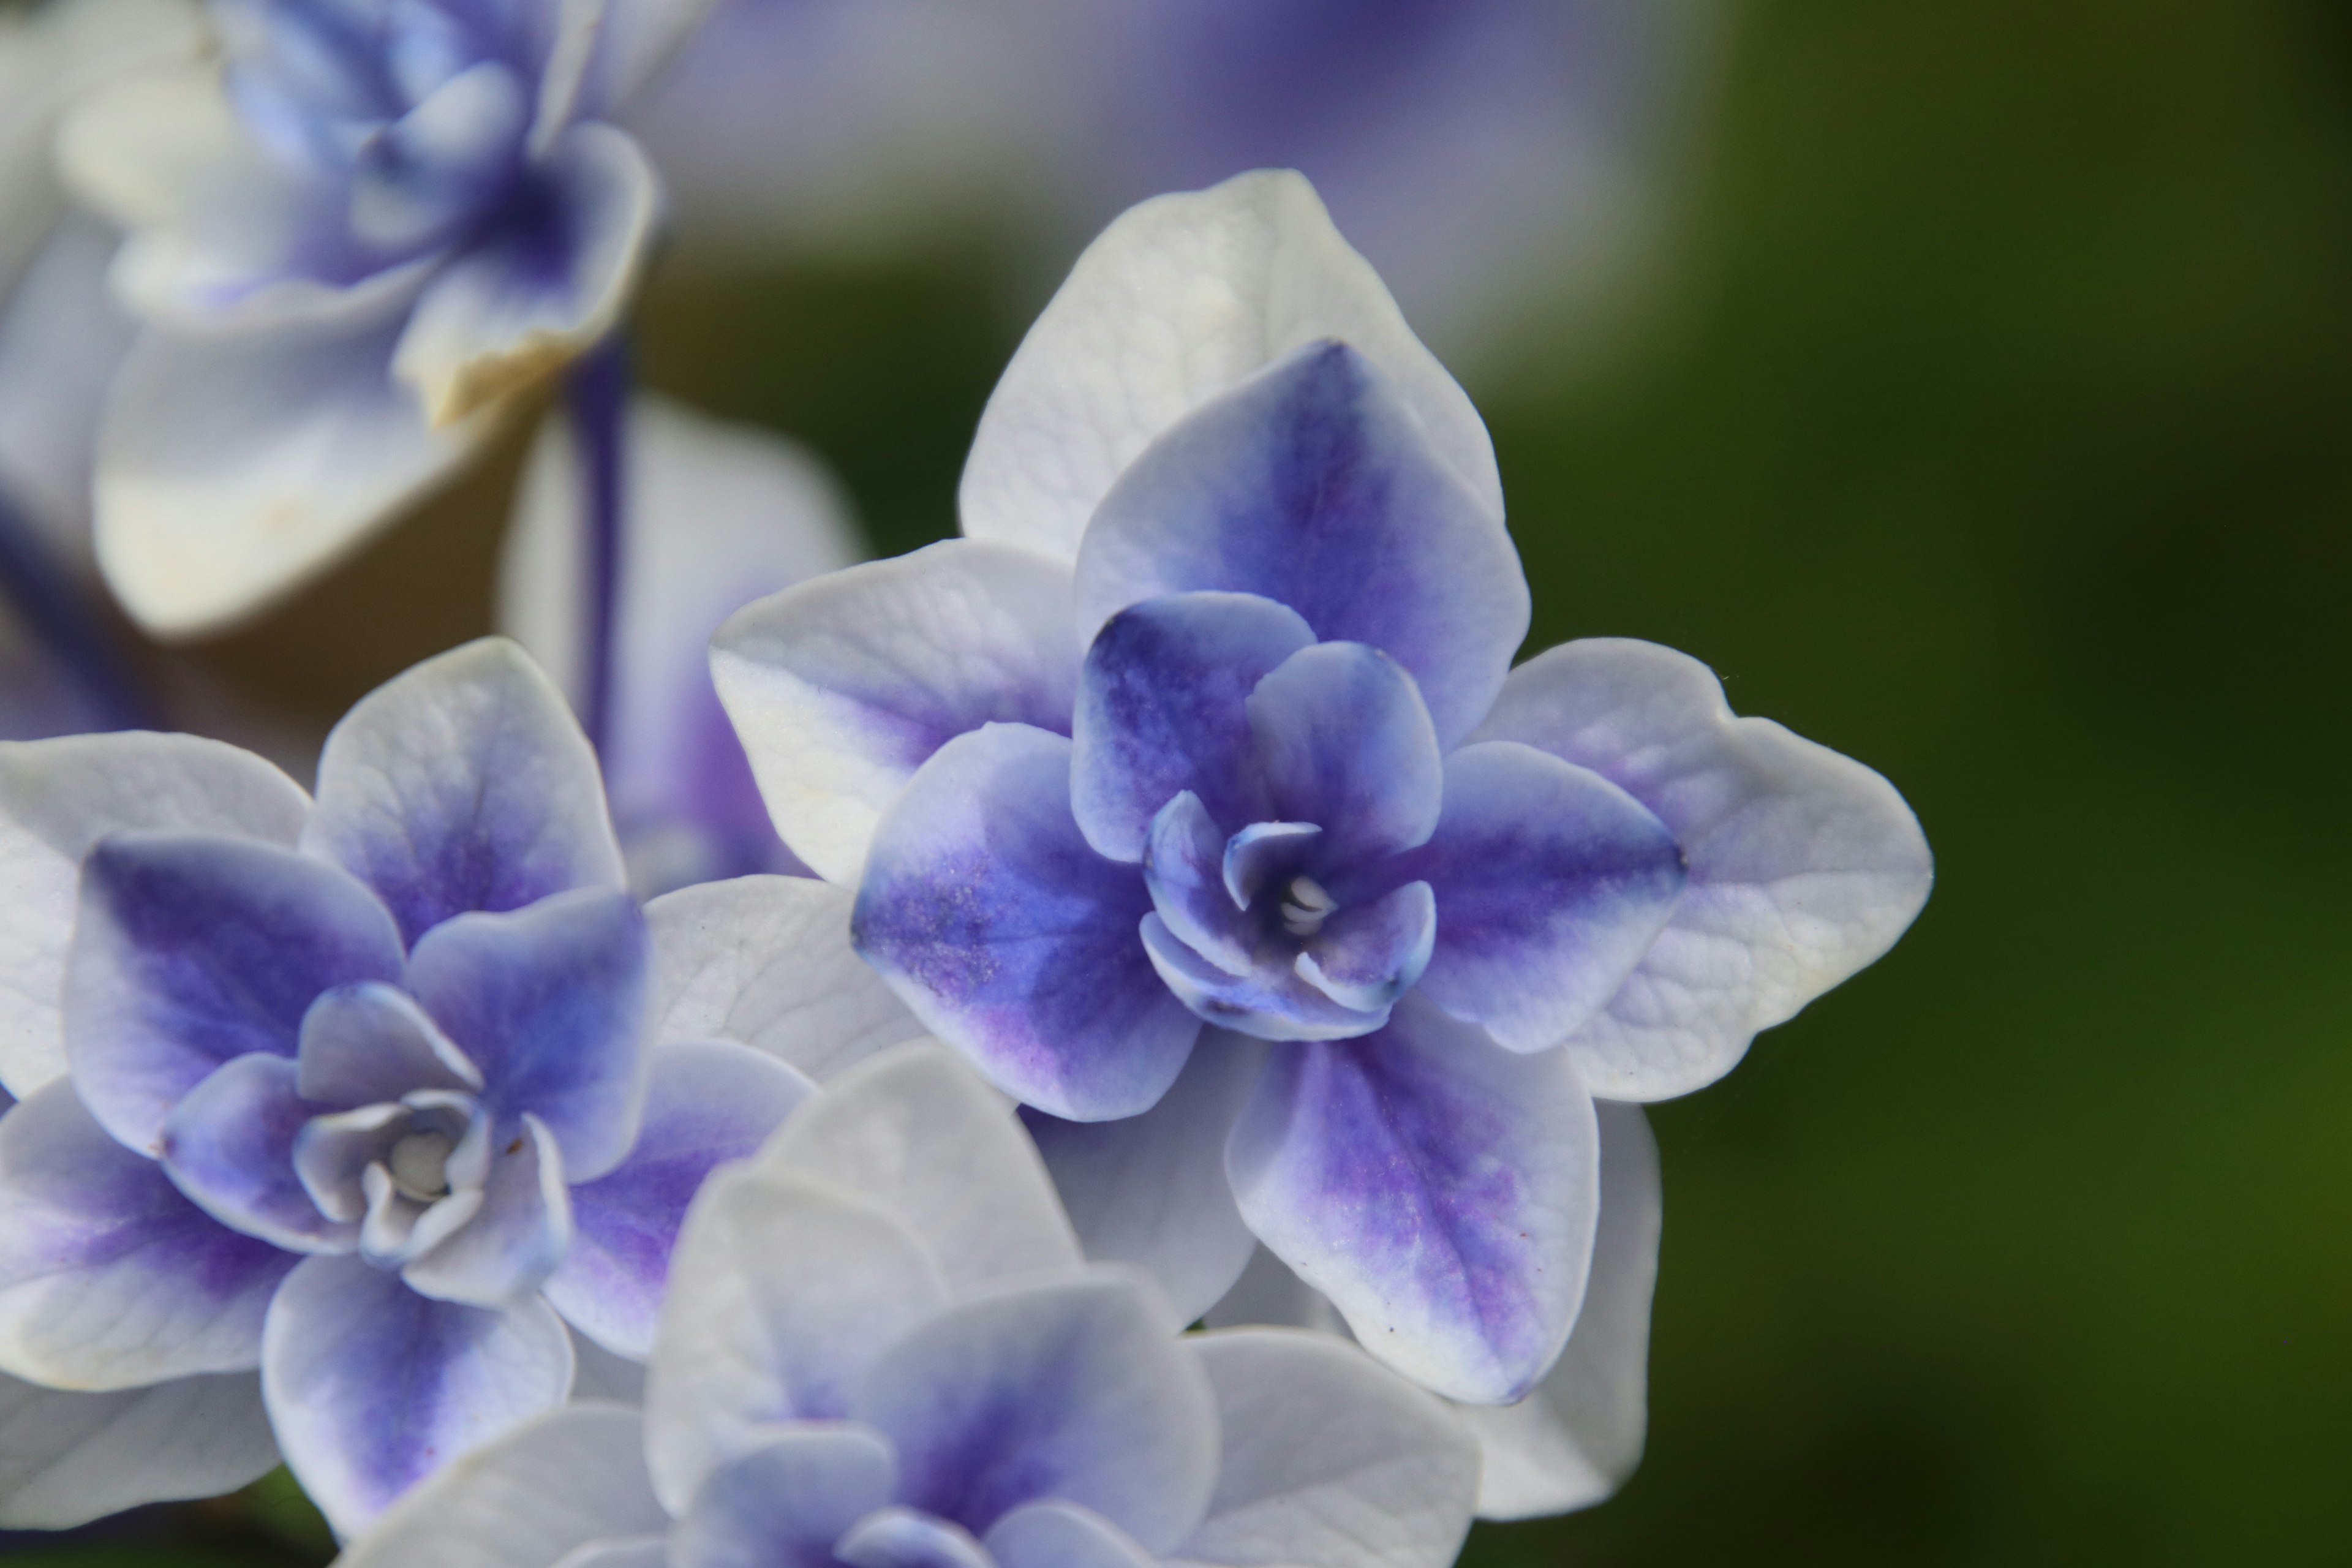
[497,393,864,897]
[0,638,911,1534]
[56,0,706,637]
[334,1042,1480,1568]
[712,171,1933,1411]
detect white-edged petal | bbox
[0,731,307,1098]
[959,168,1499,564]
[0,1369,277,1529]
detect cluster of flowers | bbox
[0,0,1930,1561]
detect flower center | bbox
[1280,875,1336,937]
[388,1130,455,1202]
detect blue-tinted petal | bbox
[1245,642,1442,868]
[669,1425,897,1568]
[1404,743,1685,1054]
[1221,820,1319,911]
[296,982,482,1107]
[406,888,651,1180]
[0,1081,298,1390]
[1295,880,1434,1014]
[1069,592,1313,862]
[1075,342,1528,748]
[853,724,1200,1122]
[66,834,404,1155]
[303,639,624,949]
[1225,995,1599,1406]
[159,1054,355,1254]
[836,1509,993,1568]
[261,1253,575,1536]
[986,1500,1156,1568]
[401,1114,571,1308]
[1140,793,1251,975]
[1140,915,1384,1043]
[544,1041,815,1359]
[851,1274,1216,1549]
[292,1102,406,1225]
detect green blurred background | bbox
[15,0,2352,1561]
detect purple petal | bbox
[159,1054,355,1254]
[1221,821,1319,910]
[1023,1033,1268,1323]
[303,639,624,949]
[853,725,1200,1122]
[1245,641,1442,867]
[296,982,483,1107]
[987,1501,1156,1568]
[1225,995,1600,1405]
[65,834,405,1155]
[1069,592,1313,862]
[401,1115,572,1308]
[1295,880,1435,1014]
[544,1041,815,1359]
[1140,793,1252,975]
[406,889,651,1181]
[1139,916,1385,1042]
[1403,742,1685,1053]
[1074,342,1528,748]
[1468,638,1934,1098]
[669,1425,897,1568]
[261,1253,575,1536]
[835,1509,993,1568]
[0,1081,297,1390]
[851,1275,1216,1549]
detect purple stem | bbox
[566,333,630,760]
[0,486,157,731]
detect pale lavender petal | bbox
[407,889,651,1180]
[851,1274,1216,1549]
[835,1509,993,1568]
[1244,641,1442,867]
[1069,592,1313,861]
[292,1103,406,1226]
[296,981,483,1108]
[304,638,624,949]
[1074,342,1528,748]
[987,1500,1155,1568]
[1402,742,1684,1054]
[65,832,402,1155]
[1226,995,1599,1405]
[1468,638,1934,1098]
[0,1081,297,1390]
[1023,1032,1269,1324]
[1140,793,1251,975]
[262,1253,575,1536]
[853,724,1200,1122]
[545,1041,815,1359]
[669,1425,897,1568]
[1220,821,1319,911]
[0,1369,279,1531]
[402,1114,573,1308]
[159,1053,354,1253]
[1140,915,1383,1043]
[1295,880,1435,1014]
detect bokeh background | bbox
[9,0,2352,1561]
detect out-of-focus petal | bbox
[0,1369,277,1530]
[1226,996,1599,1406]
[0,1080,296,1390]
[986,1500,1155,1568]
[0,731,307,1099]
[668,1425,897,1568]
[710,540,1080,885]
[0,216,135,552]
[853,724,1200,1121]
[262,1253,576,1536]
[304,638,624,949]
[1075,342,1525,749]
[960,170,1499,564]
[1469,639,1933,1098]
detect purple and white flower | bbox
[712,171,1932,1414]
[55,0,708,637]
[0,638,911,1534]
[334,1042,1480,1568]
[499,393,864,897]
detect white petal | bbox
[1202,1245,1345,1338]
[644,875,920,1080]
[334,1403,667,1568]
[595,0,728,108]
[959,169,1499,564]
[1470,639,1934,1099]
[709,538,1081,884]
[0,1369,277,1529]
[1169,1329,1478,1568]
[392,123,658,428]
[94,311,500,638]
[0,216,134,554]
[753,1041,1084,1298]
[0,731,307,1097]
[1456,1100,1660,1520]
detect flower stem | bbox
[566,333,630,760]
[0,486,157,731]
